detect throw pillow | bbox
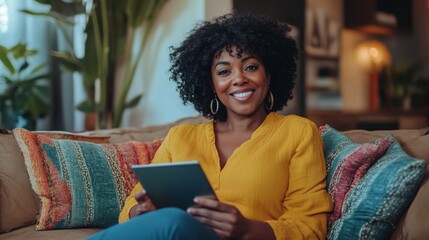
[0,131,109,233]
[326,135,426,239]
[320,125,394,227]
[12,128,162,230]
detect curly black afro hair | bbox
[169,12,298,121]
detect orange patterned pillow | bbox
[12,128,162,230]
[0,130,110,233]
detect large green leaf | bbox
[0,45,15,74]
[35,0,53,5]
[21,10,75,25]
[9,43,37,59]
[24,73,51,83]
[51,50,82,72]
[76,99,96,113]
[30,62,49,75]
[125,94,142,109]
[51,0,86,17]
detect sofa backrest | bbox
[85,115,209,143]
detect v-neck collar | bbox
[206,112,277,172]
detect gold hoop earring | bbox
[210,96,219,115]
[265,90,274,111]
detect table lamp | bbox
[355,40,391,112]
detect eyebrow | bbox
[213,56,259,68]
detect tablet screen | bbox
[131,160,216,210]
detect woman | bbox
[88,12,332,240]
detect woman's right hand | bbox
[129,190,156,218]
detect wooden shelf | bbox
[344,0,412,35]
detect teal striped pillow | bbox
[326,134,426,239]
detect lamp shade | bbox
[355,40,391,72]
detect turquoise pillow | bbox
[320,125,393,227]
[326,133,426,239]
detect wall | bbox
[120,0,232,128]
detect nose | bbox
[232,70,248,85]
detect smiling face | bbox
[211,46,270,119]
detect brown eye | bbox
[218,70,230,76]
[245,65,258,71]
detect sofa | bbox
[0,115,428,240]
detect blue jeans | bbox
[87,208,220,240]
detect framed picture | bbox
[305,7,340,57]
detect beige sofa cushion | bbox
[86,115,208,143]
[343,128,429,161]
[0,134,37,233]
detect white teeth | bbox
[233,91,252,98]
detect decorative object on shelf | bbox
[355,40,391,112]
[0,43,51,130]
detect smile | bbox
[231,90,254,99]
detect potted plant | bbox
[0,43,51,130]
[23,0,169,129]
[380,63,429,110]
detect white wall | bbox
[121,0,232,127]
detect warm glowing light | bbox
[355,40,391,72]
[0,0,8,33]
[369,47,379,58]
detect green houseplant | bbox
[24,0,169,129]
[380,62,429,109]
[0,43,51,130]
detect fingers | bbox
[133,190,156,215]
[193,196,233,212]
[134,190,148,204]
[187,205,234,223]
[187,197,248,239]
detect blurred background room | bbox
[0,0,428,132]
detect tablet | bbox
[131,160,216,210]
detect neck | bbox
[221,110,269,133]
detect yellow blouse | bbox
[119,112,333,239]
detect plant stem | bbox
[99,0,110,128]
[112,21,153,128]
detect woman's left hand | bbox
[187,196,250,239]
